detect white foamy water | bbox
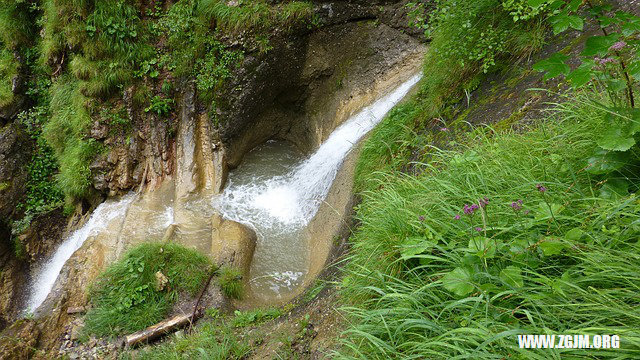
[217,73,422,226]
[25,194,136,313]
[215,73,422,298]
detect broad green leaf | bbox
[582,34,620,56]
[468,237,496,258]
[451,150,479,165]
[533,53,570,80]
[628,60,640,81]
[599,178,629,199]
[534,202,564,221]
[550,13,583,34]
[568,0,582,11]
[400,237,436,260]
[586,148,630,174]
[564,227,584,241]
[478,283,500,294]
[539,238,568,256]
[499,266,524,288]
[566,62,593,88]
[597,125,636,151]
[442,267,474,296]
[622,20,640,36]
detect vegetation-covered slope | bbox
[338,0,640,358]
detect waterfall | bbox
[215,73,422,296]
[23,72,422,310]
[24,194,136,313]
[217,73,421,227]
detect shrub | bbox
[84,243,212,337]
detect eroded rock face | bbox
[211,212,257,277]
[0,319,40,359]
[218,17,424,168]
[0,122,31,231]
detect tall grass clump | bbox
[198,0,313,33]
[0,48,18,108]
[0,0,35,50]
[338,94,640,358]
[218,266,244,300]
[42,76,97,200]
[83,243,212,337]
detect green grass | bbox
[337,93,640,358]
[218,266,244,300]
[42,76,97,201]
[126,317,251,360]
[83,243,212,338]
[198,0,313,33]
[0,48,18,108]
[125,307,285,359]
[231,307,282,328]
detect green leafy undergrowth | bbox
[43,76,99,201]
[83,243,212,338]
[338,94,640,358]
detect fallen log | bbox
[125,313,195,347]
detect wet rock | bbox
[210,212,257,277]
[90,120,109,140]
[0,122,31,223]
[0,319,40,359]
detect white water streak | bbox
[25,194,135,313]
[217,73,422,227]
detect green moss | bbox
[83,243,213,338]
[0,182,8,192]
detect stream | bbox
[24,72,422,313]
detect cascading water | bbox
[25,194,136,313]
[23,72,422,312]
[215,73,422,299]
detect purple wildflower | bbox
[511,200,523,211]
[463,204,474,215]
[594,56,617,66]
[609,41,627,52]
[536,184,547,193]
[475,227,483,232]
[479,197,489,208]
[454,214,461,220]
[440,127,449,132]
[419,215,425,221]
[523,209,530,215]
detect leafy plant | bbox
[533,2,640,178]
[84,243,211,337]
[144,95,174,116]
[339,93,640,358]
